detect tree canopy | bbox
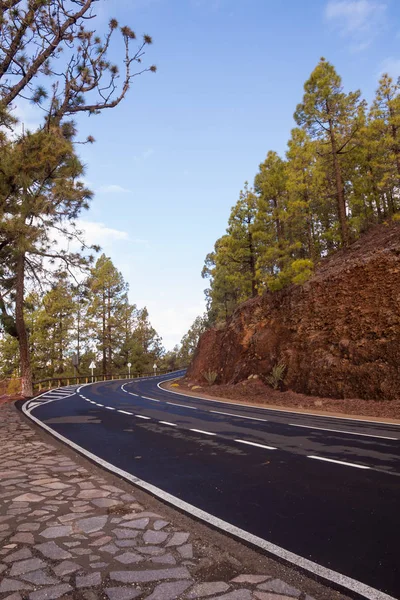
[203,58,400,326]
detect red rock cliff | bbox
[188,222,400,400]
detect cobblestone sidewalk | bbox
[0,403,321,600]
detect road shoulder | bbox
[160,380,400,425]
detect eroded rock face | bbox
[189,223,400,400]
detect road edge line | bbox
[20,396,395,600]
[157,380,400,427]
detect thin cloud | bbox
[325,0,387,50]
[380,57,400,78]
[133,147,154,161]
[97,184,132,194]
[75,220,129,247]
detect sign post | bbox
[89,361,96,383]
[153,363,157,376]
[127,362,132,378]
[72,353,79,378]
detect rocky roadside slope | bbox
[189,222,400,402]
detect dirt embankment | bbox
[188,222,400,406]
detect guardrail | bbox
[33,370,178,393]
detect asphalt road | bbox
[23,372,400,600]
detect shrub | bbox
[266,363,286,390]
[202,370,217,385]
[6,378,22,396]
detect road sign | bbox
[89,361,96,383]
[153,363,157,369]
[127,363,131,368]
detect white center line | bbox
[142,396,160,402]
[235,439,277,450]
[129,393,139,397]
[307,455,370,469]
[167,402,197,410]
[289,423,398,440]
[118,410,134,415]
[135,414,150,420]
[105,406,115,411]
[159,421,178,427]
[211,410,268,422]
[190,429,216,436]
[95,403,103,407]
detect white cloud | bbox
[380,57,400,78]
[145,303,206,350]
[96,184,132,194]
[325,0,387,49]
[75,220,129,247]
[1,99,43,139]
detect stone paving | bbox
[0,403,320,600]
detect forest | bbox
[202,59,400,324]
[0,254,169,381]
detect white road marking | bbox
[157,380,400,427]
[235,439,276,450]
[307,456,370,469]
[129,393,139,397]
[105,406,115,411]
[135,414,150,420]
[95,403,103,407]
[118,410,134,415]
[142,396,160,402]
[23,399,394,600]
[189,429,216,436]
[289,423,398,440]
[167,402,197,410]
[159,421,178,427]
[211,409,268,422]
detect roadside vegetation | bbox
[202,59,400,325]
[0,0,158,395]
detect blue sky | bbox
[19,0,400,349]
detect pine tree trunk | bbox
[15,253,33,396]
[389,110,400,190]
[248,231,257,298]
[102,290,106,375]
[329,126,349,246]
[107,290,112,374]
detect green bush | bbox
[266,363,286,390]
[202,370,218,385]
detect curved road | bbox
[23,372,400,600]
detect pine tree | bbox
[0,128,93,394]
[86,255,128,376]
[294,58,365,246]
[39,274,75,375]
[130,308,164,374]
[368,74,400,216]
[226,184,259,298]
[179,315,208,365]
[254,151,298,289]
